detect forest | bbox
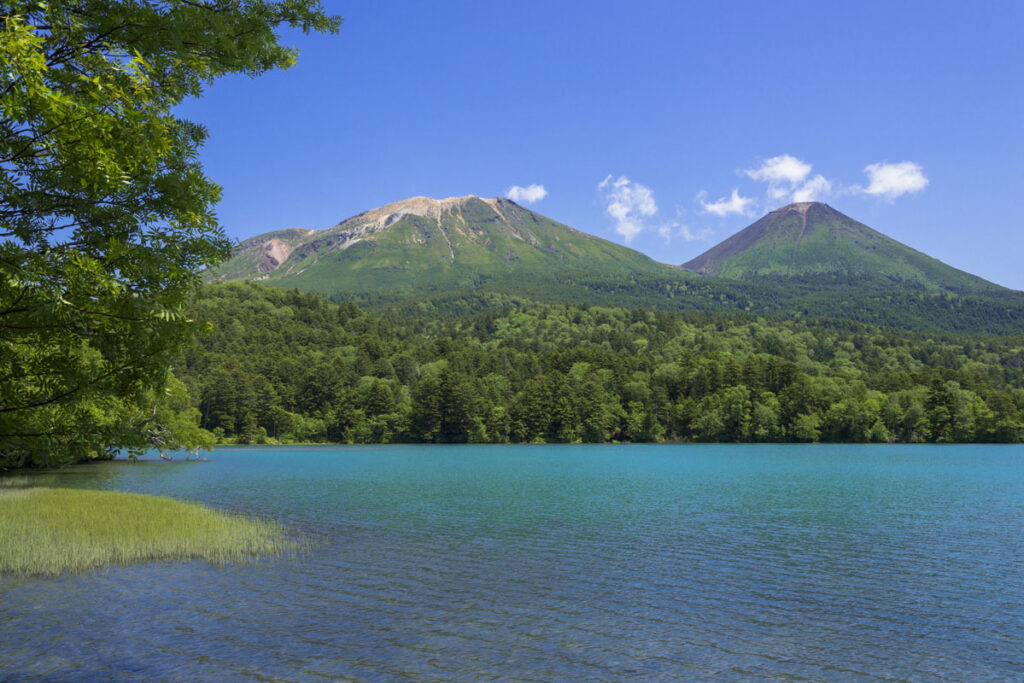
[175,282,1024,446]
[319,269,1024,336]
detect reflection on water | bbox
[2,460,127,492]
[2,444,1023,680]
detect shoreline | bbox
[0,487,291,577]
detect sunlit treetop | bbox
[0,1,340,466]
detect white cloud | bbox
[598,174,658,242]
[698,188,755,217]
[744,154,835,204]
[861,162,928,199]
[792,174,832,202]
[506,184,548,204]
[745,155,812,184]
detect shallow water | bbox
[2,444,1023,681]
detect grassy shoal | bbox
[0,487,290,577]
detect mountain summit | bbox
[682,202,1001,293]
[209,196,1024,332]
[211,195,670,295]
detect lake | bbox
[2,444,1023,681]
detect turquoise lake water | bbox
[2,444,1023,681]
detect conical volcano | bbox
[682,202,1001,293]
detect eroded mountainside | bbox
[210,197,1024,333]
[211,195,674,295]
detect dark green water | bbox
[2,444,1023,681]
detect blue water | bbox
[2,444,1023,681]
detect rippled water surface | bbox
[2,444,1023,681]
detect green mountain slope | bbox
[210,196,1024,333]
[682,202,1002,293]
[210,195,678,296]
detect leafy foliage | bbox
[179,283,1024,446]
[0,1,339,467]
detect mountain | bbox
[210,195,677,297]
[211,196,1024,333]
[682,202,1003,293]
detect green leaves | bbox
[1,1,339,466]
[176,283,1024,448]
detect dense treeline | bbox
[333,271,1024,335]
[175,283,1024,445]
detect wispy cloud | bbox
[506,184,548,204]
[792,174,832,202]
[860,162,928,199]
[598,175,658,242]
[677,224,714,242]
[697,189,755,217]
[658,222,713,244]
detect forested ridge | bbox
[322,269,1024,335]
[177,282,1024,445]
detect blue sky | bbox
[179,0,1024,289]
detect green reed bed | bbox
[0,487,290,577]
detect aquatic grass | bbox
[0,487,291,577]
